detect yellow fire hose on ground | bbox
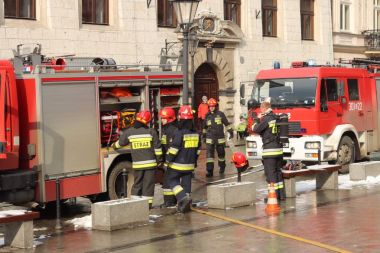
[191,207,351,253]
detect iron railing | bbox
[363,30,380,51]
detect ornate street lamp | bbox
[170,0,201,105]
[188,31,199,107]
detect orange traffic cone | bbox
[265,183,281,215]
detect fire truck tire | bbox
[335,136,355,173]
[107,161,134,200]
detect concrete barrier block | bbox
[284,178,296,198]
[350,161,380,181]
[153,184,164,207]
[92,197,149,231]
[207,182,256,209]
[316,171,338,190]
[4,221,33,249]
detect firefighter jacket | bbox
[252,109,283,158]
[203,110,232,145]
[165,129,201,171]
[161,122,178,157]
[114,126,162,170]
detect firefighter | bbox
[159,107,178,207]
[165,105,200,213]
[112,110,162,208]
[252,101,285,200]
[203,98,233,177]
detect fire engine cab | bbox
[0,45,183,204]
[246,60,380,173]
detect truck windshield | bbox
[252,78,317,108]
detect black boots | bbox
[178,195,192,213]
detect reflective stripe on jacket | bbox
[116,126,162,169]
[166,129,200,171]
[253,110,283,158]
[203,110,232,140]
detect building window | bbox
[375,0,380,29]
[340,1,351,31]
[301,0,314,40]
[82,0,109,25]
[224,0,241,26]
[262,0,277,37]
[4,0,36,19]
[157,0,177,28]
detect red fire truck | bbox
[246,61,380,172]
[0,45,183,204]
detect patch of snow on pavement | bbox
[339,174,380,189]
[295,179,316,193]
[0,210,27,218]
[149,214,162,219]
[66,215,92,230]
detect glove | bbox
[162,163,168,171]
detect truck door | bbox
[345,78,364,131]
[319,78,343,134]
[0,70,6,159]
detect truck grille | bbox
[288,121,301,135]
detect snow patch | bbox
[149,214,162,219]
[295,179,316,193]
[338,174,380,189]
[33,227,48,232]
[0,210,27,218]
[66,215,92,230]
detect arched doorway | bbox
[194,63,219,129]
[194,63,219,104]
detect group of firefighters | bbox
[112,98,285,213]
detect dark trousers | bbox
[131,169,155,204]
[162,170,177,206]
[206,143,226,173]
[165,168,192,202]
[262,156,285,199]
[237,131,246,140]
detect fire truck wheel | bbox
[336,136,355,173]
[108,161,134,200]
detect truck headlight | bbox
[247,141,257,148]
[305,142,320,149]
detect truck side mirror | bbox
[240,83,245,105]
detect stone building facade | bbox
[0,0,333,124]
[331,0,380,62]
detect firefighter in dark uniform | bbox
[252,101,285,200]
[203,98,233,177]
[159,107,178,207]
[113,110,162,207]
[165,105,200,213]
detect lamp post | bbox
[170,0,201,105]
[188,31,199,108]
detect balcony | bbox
[363,30,380,55]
